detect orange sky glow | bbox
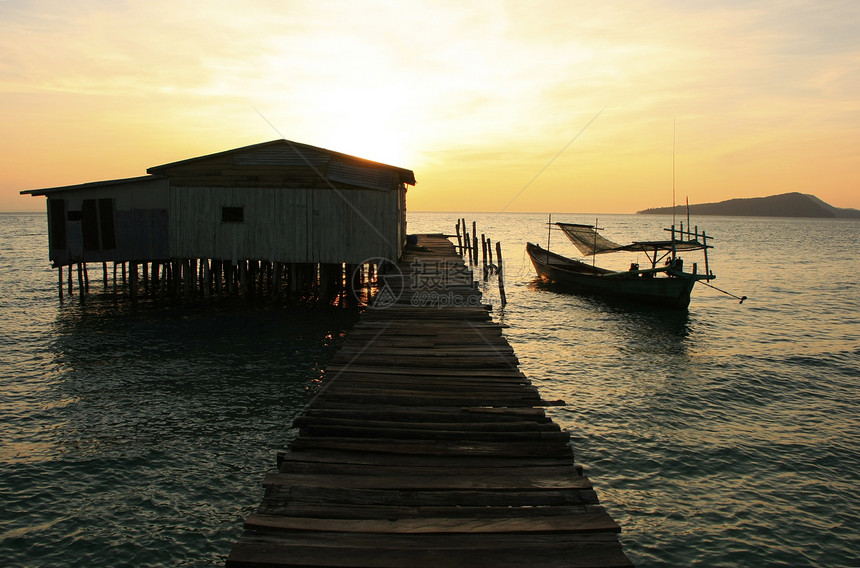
[3,1,859,213]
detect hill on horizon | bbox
[637,192,860,218]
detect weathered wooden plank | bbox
[227,533,633,568]
[300,405,551,422]
[255,501,608,520]
[278,450,573,469]
[262,472,592,491]
[289,436,574,458]
[293,424,571,443]
[277,461,580,478]
[273,485,601,508]
[292,416,560,432]
[322,365,527,378]
[245,511,621,534]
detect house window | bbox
[222,206,244,223]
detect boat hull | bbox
[526,242,698,309]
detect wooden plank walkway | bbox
[226,234,632,568]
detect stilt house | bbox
[21,139,416,300]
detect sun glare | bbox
[310,86,414,168]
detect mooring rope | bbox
[701,280,747,303]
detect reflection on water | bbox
[1,281,359,566]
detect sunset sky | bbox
[3,1,859,213]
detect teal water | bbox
[1,211,859,566]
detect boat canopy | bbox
[557,222,708,256]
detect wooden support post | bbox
[68,264,73,296]
[142,262,149,295]
[455,221,463,256]
[487,237,494,272]
[151,262,159,297]
[239,261,248,298]
[58,266,64,301]
[82,262,89,293]
[496,241,507,308]
[77,263,85,297]
[102,262,108,289]
[200,258,212,300]
[481,233,488,281]
[129,262,138,301]
[272,262,282,298]
[472,221,478,266]
[173,260,182,297]
[113,262,118,296]
[122,262,127,284]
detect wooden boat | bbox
[526,222,715,309]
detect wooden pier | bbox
[226,234,632,568]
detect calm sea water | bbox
[2,211,859,567]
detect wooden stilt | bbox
[102,262,108,289]
[68,264,73,296]
[151,262,159,297]
[129,262,138,301]
[496,241,507,308]
[214,260,223,296]
[77,263,85,298]
[472,221,478,267]
[58,266,64,301]
[272,262,281,298]
[82,262,89,293]
[203,259,211,299]
[481,233,488,281]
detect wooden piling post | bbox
[102,262,108,289]
[58,266,64,301]
[240,261,248,298]
[496,241,507,307]
[481,234,488,281]
[455,221,463,256]
[68,264,73,296]
[77,263,85,298]
[203,259,211,299]
[129,262,138,301]
[472,221,478,267]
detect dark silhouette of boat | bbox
[526,221,715,309]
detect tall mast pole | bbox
[672,119,676,228]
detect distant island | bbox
[637,192,860,218]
